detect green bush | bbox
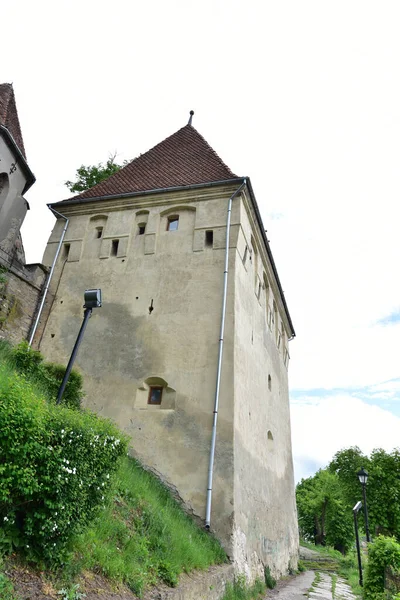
[0,366,128,564]
[364,536,400,600]
[10,341,83,409]
[264,565,276,589]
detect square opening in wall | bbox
[205,230,213,247]
[148,386,163,405]
[167,216,179,231]
[63,243,70,259]
[138,224,146,235]
[111,239,119,256]
[96,227,103,239]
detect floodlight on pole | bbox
[56,290,102,405]
[357,467,371,542]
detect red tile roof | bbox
[0,83,27,160]
[68,124,238,201]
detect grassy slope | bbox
[0,343,226,597]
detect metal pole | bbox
[28,208,69,347]
[353,510,363,587]
[361,484,371,542]
[205,181,246,529]
[56,308,92,405]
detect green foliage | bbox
[0,556,17,600]
[71,456,226,595]
[0,364,128,565]
[296,469,353,553]
[264,565,276,589]
[330,446,400,539]
[65,154,129,193]
[0,266,8,286]
[57,583,86,599]
[364,536,400,600]
[10,341,83,409]
[222,574,265,600]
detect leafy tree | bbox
[65,154,129,193]
[296,469,353,553]
[329,447,400,539]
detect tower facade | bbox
[37,123,298,578]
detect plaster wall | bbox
[39,186,242,551]
[0,135,28,255]
[231,195,298,579]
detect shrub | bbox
[222,574,265,599]
[10,342,83,409]
[0,367,128,564]
[264,565,276,589]
[364,536,400,600]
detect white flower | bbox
[61,429,64,434]
[26,545,29,548]
[3,516,8,522]
[106,474,110,479]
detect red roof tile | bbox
[68,124,238,201]
[0,83,27,160]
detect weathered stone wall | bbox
[37,186,240,555]
[0,254,48,345]
[36,183,298,581]
[143,565,234,600]
[231,190,298,579]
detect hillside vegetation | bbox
[0,341,226,597]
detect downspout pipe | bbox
[28,207,69,347]
[205,179,247,530]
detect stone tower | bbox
[37,121,299,579]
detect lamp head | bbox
[84,289,102,309]
[357,467,369,486]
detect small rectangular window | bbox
[167,216,179,231]
[243,246,248,265]
[96,227,103,239]
[148,386,163,405]
[205,230,213,247]
[111,239,119,256]
[138,224,146,235]
[63,243,70,259]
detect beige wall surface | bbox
[38,184,298,578]
[232,197,298,579]
[39,187,241,551]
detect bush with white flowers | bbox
[0,369,127,564]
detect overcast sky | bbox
[3,0,400,481]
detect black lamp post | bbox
[357,467,371,542]
[56,289,102,405]
[353,501,363,586]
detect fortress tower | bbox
[37,120,299,578]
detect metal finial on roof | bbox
[188,110,194,125]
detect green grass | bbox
[0,341,227,597]
[0,558,18,600]
[222,575,265,600]
[67,456,226,596]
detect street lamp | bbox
[353,501,363,587]
[56,289,102,405]
[357,467,371,542]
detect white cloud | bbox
[291,394,400,482]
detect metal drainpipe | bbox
[205,179,247,530]
[28,207,69,348]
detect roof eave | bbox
[0,124,35,194]
[49,178,246,208]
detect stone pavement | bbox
[269,570,358,600]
